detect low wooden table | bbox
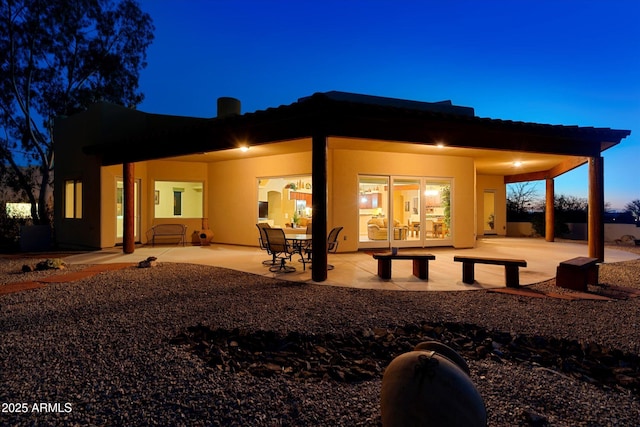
[372,252,436,280]
[556,257,599,291]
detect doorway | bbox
[483,190,496,235]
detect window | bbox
[154,181,203,218]
[65,180,82,219]
[257,175,312,227]
[173,190,182,216]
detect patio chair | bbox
[264,228,296,273]
[304,226,343,270]
[327,226,343,253]
[295,223,314,270]
[256,223,276,265]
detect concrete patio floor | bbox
[64,237,639,292]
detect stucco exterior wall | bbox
[57,137,483,250]
[476,174,507,237]
[99,162,150,247]
[145,160,208,241]
[54,103,159,249]
[331,149,476,251]
[54,108,104,249]
[208,151,313,246]
[97,160,209,248]
[206,146,477,251]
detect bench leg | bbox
[461,262,475,284]
[412,259,429,280]
[504,266,520,288]
[377,259,392,279]
[587,264,599,285]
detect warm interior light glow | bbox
[436,142,444,148]
[513,161,522,167]
[240,145,250,152]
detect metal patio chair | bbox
[256,223,276,266]
[304,226,343,270]
[264,228,296,273]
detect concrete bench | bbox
[150,224,187,246]
[556,257,599,291]
[453,256,527,288]
[372,253,436,280]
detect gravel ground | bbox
[1,245,639,426]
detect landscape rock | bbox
[171,322,640,394]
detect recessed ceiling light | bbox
[513,161,522,167]
[239,145,250,152]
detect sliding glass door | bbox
[391,177,421,246]
[359,175,452,248]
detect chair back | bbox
[256,223,271,250]
[264,228,288,253]
[327,226,343,253]
[305,223,313,235]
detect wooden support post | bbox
[311,133,328,282]
[545,178,555,242]
[123,162,135,254]
[588,156,604,261]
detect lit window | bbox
[154,181,203,218]
[65,179,82,219]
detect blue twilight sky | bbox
[136,0,639,210]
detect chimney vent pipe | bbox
[217,97,241,118]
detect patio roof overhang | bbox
[83,91,631,182]
[74,91,632,279]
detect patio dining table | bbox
[286,234,312,269]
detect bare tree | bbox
[507,182,541,215]
[625,199,640,222]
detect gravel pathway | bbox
[1,246,639,426]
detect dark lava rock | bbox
[170,321,640,393]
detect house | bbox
[53,91,631,281]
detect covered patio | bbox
[55,92,632,284]
[64,237,639,292]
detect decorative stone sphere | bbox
[381,350,486,427]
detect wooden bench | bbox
[453,256,527,288]
[150,224,187,246]
[372,252,436,280]
[556,257,599,291]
